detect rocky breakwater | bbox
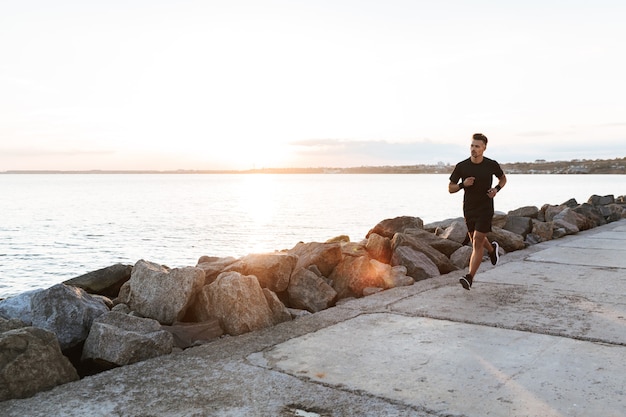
[1,194,625,401]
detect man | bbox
[449,133,507,290]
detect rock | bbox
[553,219,579,235]
[588,194,614,206]
[326,235,350,243]
[492,212,508,228]
[30,284,109,350]
[553,207,588,231]
[196,256,239,285]
[0,326,79,401]
[363,287,384,296]
[329,256,393,298]
[487,227,526,253]
[0,288,44,324]
[391,246,439,281]
[339,241,368,257]
[508,206,539,218]
[204,272,274,336]
[503,216,533,238]
[223,253,297,293]
[287,268,337,313]
[440,220,469,244]
[389,265,415,288]
[561,198,579,208]
[82,312,174,367]
[111,303,131,314]
[529,220,554,243]
[288,241,343,277]
[262,289,292,325]
[365,233,392,264]
[62,263,132,298]
[542,204,565,222]
[0,317,28,332]
[405,228,463,257]
[161,320,223,349]
[126,260,205,325]
[572,203,607,228]
[366,216,424,239]
[424,217,464,233]
[450,245,473,269]
[391,233,458,274]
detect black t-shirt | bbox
[449,157,504,217]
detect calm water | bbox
[1,173,624,298]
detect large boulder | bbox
[63,263,132,298]
[196,256,239,285]
[365,233,392,264]
[288,241,343,277]
[223,253,297,293]
[287,268,337,313]
[440,220,469,244]
[487,227,526,253]
[508,206,539,218]
[82,312,174,367]
[588,194,614,206]
[450,245,473,269]
[390,246,439,282]
[0,326,79,401]
[31,284,109,350]
[329,256,393,299]
[528,220,554,243]
[503,216,533,238]
[391,233,458,274]
[554,207,591,231]
[204,272,274,336]
[366,216,424,239]
[125,260,205,325]
[572,203,607,228]
[0,288,44,324]
[262,289,292,325]
[405,228,463,257]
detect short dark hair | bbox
[472,133,488,144]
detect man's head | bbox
[472,133,488,145]
[470,133,487,160]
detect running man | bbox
[449,133,507,290]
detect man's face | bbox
[470,139,486,158]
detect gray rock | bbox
[553,208,586,230]
[82,312,174,366]
[63,263,132,298]
[389,265,415,288]
[0,288,44,324]
[366,216,424,239]
[588,194,614,206]
[529,220,554,243]
[391,233,458,274]
[405,228,463,257]
[572,203,607,228]
[204,272,274,336]
[126,260,205,325]
[450,245,473,269]
[508,206,539,218]
[487,227,526,253]
[0,326,78,401]
[440,220,468,244]
[0,317,28,332]
[288,268,337,313]
[553,219,579,235]
[391,246,439,282]
[31,284,109,350]
[262,288,292,325]
[503,216,533,238]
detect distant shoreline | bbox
[2,157,625,175]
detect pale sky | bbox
[1,0,625,171]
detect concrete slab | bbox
[250,314,625,417]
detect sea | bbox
[1,173,625,299]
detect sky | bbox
[1,0,625,171]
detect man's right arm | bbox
[449,181,464,194]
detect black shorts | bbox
[465,212,493,234]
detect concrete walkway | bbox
[4,220,625,417]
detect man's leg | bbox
[468,230,488,277]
